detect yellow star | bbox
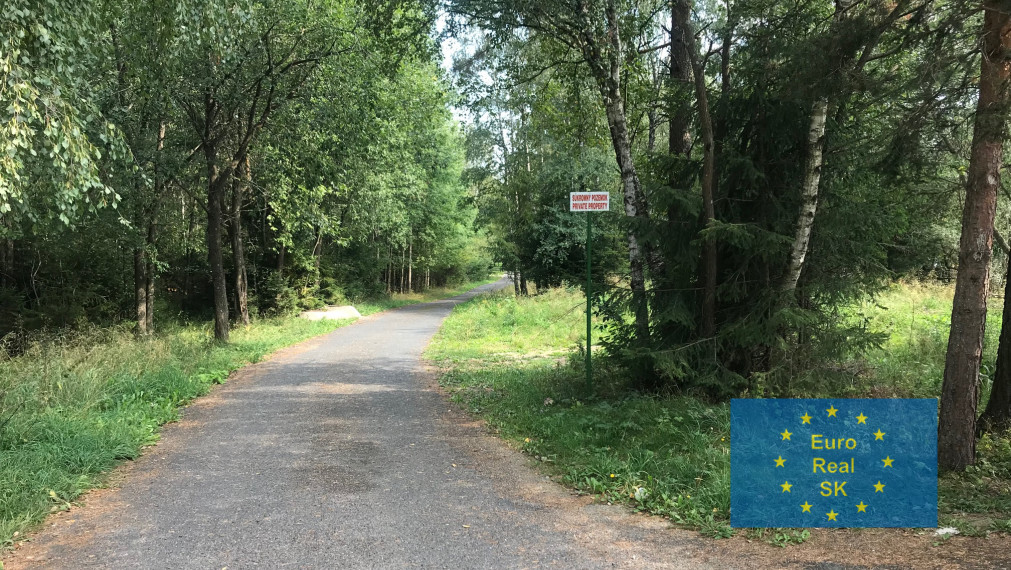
[882,456,894,468]
[801,501,812,512]
[874,481,885,493]
[826,509,838,521]
[781,429,792,441]
[856,413,868,424]
[781,481,793,493]
[874,429,885,440]
[826,405,838,417]
[774,456,786,467]
[801,412,812,424]
[856,501,868,512]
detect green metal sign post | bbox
[585,211,592,391]
[570,191,609,392]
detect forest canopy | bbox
[445,0,1011,470]
[0,0,491,342]
[5,0,1011,472]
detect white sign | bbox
[570,192,609,212]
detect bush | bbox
[319,277,348,305]
[258,273,300,316]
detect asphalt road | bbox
[6,279,723,569]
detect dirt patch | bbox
[710,528,1011,569]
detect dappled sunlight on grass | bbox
[843,281,1003,400]
[431,283,1011,539]
[428,288,734,536]
[426,287,590,361]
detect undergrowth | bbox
[356,276,501,316]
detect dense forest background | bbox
[5,0,1011,473]
[447,0,1011,470]
[1,0,491,346]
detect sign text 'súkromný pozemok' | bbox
[569,192,609,212]
[730,398,937,528]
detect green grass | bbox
[845,283,1011,536]
[356,276,501,316]
[842,281,1003,401]
[0,317,347,547]
[0,277,496,548]
[427,283,1011,541]
[426,287,587,361]
[427,287,733,536]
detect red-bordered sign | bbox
[569,192,609,212]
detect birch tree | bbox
[450,0,656,346]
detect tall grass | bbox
[426,287,587,361]
[846,282,1011,534]
[0,317,347,546]
[844,281,1003,402]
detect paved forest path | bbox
[8,280,1006,569]
[5,280,725,569]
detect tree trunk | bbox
[145,220,155,333]
[980,263,1011,434]
[674,0,718,337]
[663,0,693,323]
[719,0,732,101]
[647,109,658,154]
[580,1,650,347]
[598,79,650,346]
[779,0,896,297]
[407,237,413,294]
[183,198,194,297]
[276,243,286,276]
[312,230,323,292]
[399,247,405,294]
[1,238,12,288]
[387,245,393,294]
[669,0,692,161]
[608,105,650,346]
[714,0,734,205]
[146,120,164,335]
[780,98,829,296]
[520,273,528,296]
[134,246,147,336]
[232,157,250,327]
[940,2,1011,470]
[205,141,230,343]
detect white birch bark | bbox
[780,98,829,295]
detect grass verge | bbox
[0,277,497,549]
[426,284,1011,542]
[357,276,501,315]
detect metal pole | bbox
[586,211,592,392]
